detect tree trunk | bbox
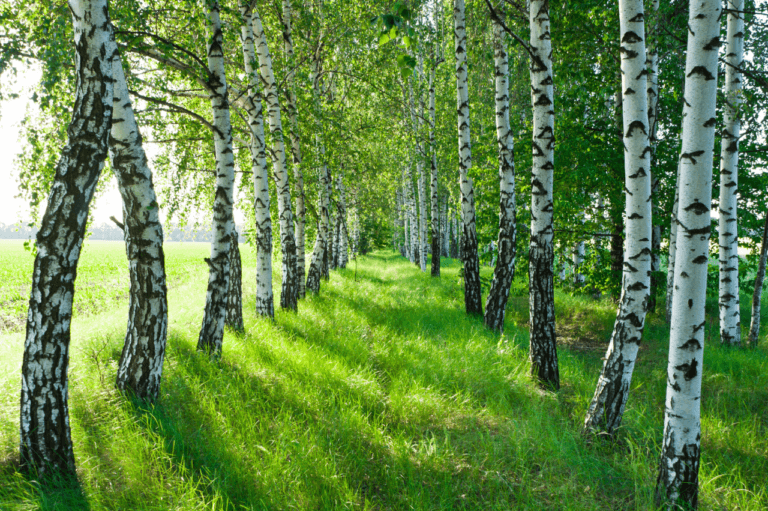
[655,1,720,507]
[408,164,418,265]
[747,213,768,346]
[252,7,298,310]
[337,172,349,268]
[109,48,168,400]
[718,0,744,346]
[584,0,652,436]
[225,234,243,330]
[453,0,483,316]
[240,1,274,319]
[666,162,681,322]
[528,0,559,388]
[647,0,661,313]
[197,1,236,354]
[20,0,114,475]
[429,60,440,277]
[484,14,517,333]
[282,0,306,299]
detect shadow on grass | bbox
[0,457,92,511]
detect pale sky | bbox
[0,63,123,226]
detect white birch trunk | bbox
[718,0,744,345]
[109,48,168,400]
[748,214,768,346]
[655,1,721,506]
[528,0,558,388]
[197,0,236,354]
[240,2,274,318]
[337,172,349,268]
[20,0,114,474]
[453,0,482,315]
[429,61,440,276]
[408,164,418,264]
[647,0,661,311]
[484,15,517,333]
[282,0,306,298]
[252,7,298,310]
[666,161,681,322]
[584,0,652,435]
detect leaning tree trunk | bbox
[197,0,236,354]
[747,213,768,346]
[225,234,243,330]
[252,7,298,310]
[20,0,114,475]
[718,0,744,346]
[655,1,720,507]
[109,48,168,400]
[484,14,517,333]
[282,0,306,298]
[240,1,274,318]
[584,0,652,436]
[528,0,559,388]
[453,0,482,316]
[429,59,441,277]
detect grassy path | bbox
[1,249,766,510]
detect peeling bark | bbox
[484,14,517,333]
[197,0,236,355]
[655,1,721,506]
[20,0,114,475]
[109,47,168,400]
[225,234,244,331]
[718,0,744,346]
[239,1,274,319]
[252,7,298,310]
[584,0,652,437]
[528,0,558,388]
[453,0,482,316]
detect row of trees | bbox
[2,0,767,509]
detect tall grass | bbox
[0,248,766,510]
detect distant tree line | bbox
[0,222,245,242]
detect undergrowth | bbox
[0,246,766,510]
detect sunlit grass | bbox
[0,246,766,510]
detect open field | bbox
[1,245,767,510]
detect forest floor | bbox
[0,244,766,510]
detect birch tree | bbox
[252,6,299,310]
[656,0,721,506]
[240,1,274,318]
[225,236,243,330]
[197,0,236,354]
[109,48,169,399]
[453,0,482,315]
[718,0,745,346]
[748,213,768,346]
[484,11,517,333]
[282,0,307,298]
[20,0,114,474]
[584,0,652,436]
[429,53,441,277]
[528,0,558,387]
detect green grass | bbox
[1,244,766,510]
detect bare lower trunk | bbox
[20,0,114,475]
[655,1,721,506]
[528,0,558,388]
[198,1,236,354]
[748,214,768,346]
[484,14,517,333]
[109,48,168,400]
[429,62,440,277]
[337,172,349,268]
[666,162,681,322]
[453,0,482,315]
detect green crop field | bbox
[0,240,215,332]
[1,246,767,510]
